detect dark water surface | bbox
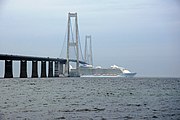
[0,77,180,120]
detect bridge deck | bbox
[0,54,86,64]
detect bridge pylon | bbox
[65,12,80,77]
[84,35,93,66]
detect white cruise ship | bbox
[70,64,136,77]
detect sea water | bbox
[0,77,180,120]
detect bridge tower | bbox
[84,35,93,66]
[65,12,80,77]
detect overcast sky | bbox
[0,0,180,77]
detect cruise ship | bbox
[70,64,136,77]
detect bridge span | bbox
[0,54,86,78]
[0,12,88,78]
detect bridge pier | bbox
[41,61,47,78]
[59,62,64,75]
[54,62,64,77]
[65,61,69,77]
[31,61,38,78]
[54,61,59,77]
[4,60,13,78]
[20,60,27,78]
[48,61,53,77]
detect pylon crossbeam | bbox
[69,13,77,17]
[69,42,76,46]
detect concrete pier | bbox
[59,62,64,75]
[32,61,38,78]
[54,61,59,77]
[41,61,47,78]
[48,61,53,77]
[20,60,27,78]
[65,61,69,77]
[4,60,13,78]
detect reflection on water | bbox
[0,77,180,119]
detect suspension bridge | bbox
[0,13,93,78]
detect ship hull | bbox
[121,73,136,77]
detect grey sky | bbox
[0,0,180,77]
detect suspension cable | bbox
[60,15,85,62]
[78,28,84,61]
[59,23,68,58]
